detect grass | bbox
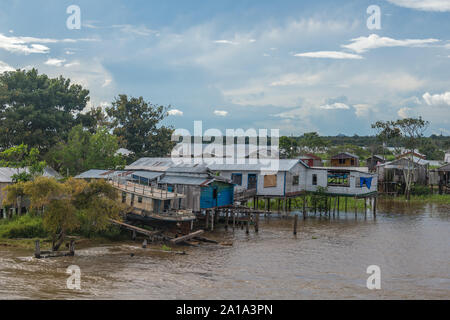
[379,194,450,204]
[0,214,48,239]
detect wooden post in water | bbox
[232,210,236,231]
[302,195,306,220]
[354,197,357,219]
[254,213,259,233]
[293,214,298,236]
[205,210,209,229]
[333,196,337,218]
[211,210,215,231]
[373,196,377,219]
[246,212,250,234]
[35,240,41,259]
[337,197,340,215]
[69,240,75,256]
[288,198,292,212]
[225,209,229,230]
[364,197,367,219]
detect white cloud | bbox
[342,34,439,53]
[44,58,66,67]
[354,104,372,118]
[64,61,80,68]
[0,61,15,73]
[319,102,350,110]
[214,40,238,45]
[294,51,363,59]
[168,109,184,116]
[112,25,158,37]
[423,92,450,106]
[398,107,413,118]
[386,0,450,12]
[0,33,98,55]
[214,110,229,117]
[102,79,112,87]
[270,73,322,87]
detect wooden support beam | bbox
[373,196,377,219]
[246,212,250,234]
[293,214,298,235]
[170,230,204,244]
[35,240,41,259]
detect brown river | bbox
[0,200,449,299]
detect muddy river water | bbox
[0,200,449,299]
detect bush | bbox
[410,185,432,196]
[0,214,48,239]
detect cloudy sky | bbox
[0,0,449,135]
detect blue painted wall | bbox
[200,181,234,209]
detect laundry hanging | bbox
[360,177,373,189]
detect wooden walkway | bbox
[109,180,185,200]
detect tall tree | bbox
[0,69,90,153]
[299,132,329,154]
[45,125,125,176]
[106,95,174,158]
[279,136,298,159]
[372,117,429,199]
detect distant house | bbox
[366,155,385,172]
[437,163,450,194]
[376,157,428,194]
[300,154,323,167]
[444,151,450,163]
[330,152,360,167]
[0,167,62,218]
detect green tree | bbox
[106,95,174,158]
[299,132,329,153]
[46,125,125,176]
[3,177,122,251]
[372,117,429,199]
[279,136,298,159]
[0,69,90,153]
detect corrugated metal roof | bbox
[159,175,211,186]
[131,171,164,181]
[0,167,61,183]
[331,152,359,159]
[75,170,128,179]
[208,159,306,171]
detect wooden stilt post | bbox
[267,198,271,212]
[246,212,250,234]
[373,196,377,219]
[288,198,292,212]
[293,214,298,235]
[205,210,209,229]
[337,197,340,215]
[231,210,236,232]
[333,196,337,218]
[132,230,136,241]
[34,240,41,259]
[211,210,215,231]
[354,197,357,219]
[69,240,75,256]
[302,195,306,220]
[364,197,367,219]
[225,209,229,230]
[345,197,348,212]
[255,213,259,233]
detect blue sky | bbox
[0,0,449,136]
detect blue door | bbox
[248,174,257,190]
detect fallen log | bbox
[170,230,204,244]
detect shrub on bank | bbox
[0,214,48,239]
[410,185,432,196]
